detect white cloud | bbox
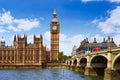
[92,19,99,24]
[60,33,68,41]
[0,26,6,33]
[81,0,120,3]
[91,34,103,42]
[44,31,50,41]
[7,25,20,32]
[27,34,42,44]
[110,0,120,3]
[0,10,13,25]
[81,0,103,2]
[27,35,33,44]
[0,9,40,32]
[14,19,39,31]
[113,34,120,46]
[81,0,93,2]
[70,35,85,45]
[92,6,120,34]
[91,17,103,24]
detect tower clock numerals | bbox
[53,26,57,30]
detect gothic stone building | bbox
[0,35,46,68]
[75,37,117,55]
[0,9,60,68]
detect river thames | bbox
[0,69,103,80]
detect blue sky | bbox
[0,0,120,55]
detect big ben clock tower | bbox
[50,9,60,62]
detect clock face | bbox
[53,26,57,30]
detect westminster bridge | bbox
[66,47,120,80]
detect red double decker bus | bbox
[92,47,101,52]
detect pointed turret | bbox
[40,34,43,44]
[51,8,58,22]
[40,34,43,40]
[24,34,27,45]
[13,35,17,47]
[14,35,17,42]
[108,36,111,49]
[86,38,89,43]
[103,38,106,43]
[108,36,110,42]
[1,37,5,42]
[0,37,5,47]
[93,38,97,43]
[34,34,36,40]
[17,34,20,40]
[111,38,114,43]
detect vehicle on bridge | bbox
[92,47,101,52]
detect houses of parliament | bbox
[0,9,60,68]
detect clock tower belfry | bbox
[50,9,60,62]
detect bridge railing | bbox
[70,47,120,61]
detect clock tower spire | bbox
[50,9,60,62]
[51,8,58,22]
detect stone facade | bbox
[0,34,48,67]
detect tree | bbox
[59,52,63,61]
[59,52,68,63]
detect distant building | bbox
[71,45,77,56]
[75,37,117,55]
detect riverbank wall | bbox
[0,63,67,69]
[0,65,42,69]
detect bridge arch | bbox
[70,60,72,66]
[73,59,77,66]
[90,54,107,62]
[79,58,87,70]
[113,53,120,70]
[90,55,107,76]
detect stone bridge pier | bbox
[67,47,120,80]
[104,49,120,80]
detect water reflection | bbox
[0,69,103,80]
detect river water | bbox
[0,69,103,80]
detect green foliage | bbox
[59,52,63,61]
[58,52,68,62]
[68,56,71,58]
